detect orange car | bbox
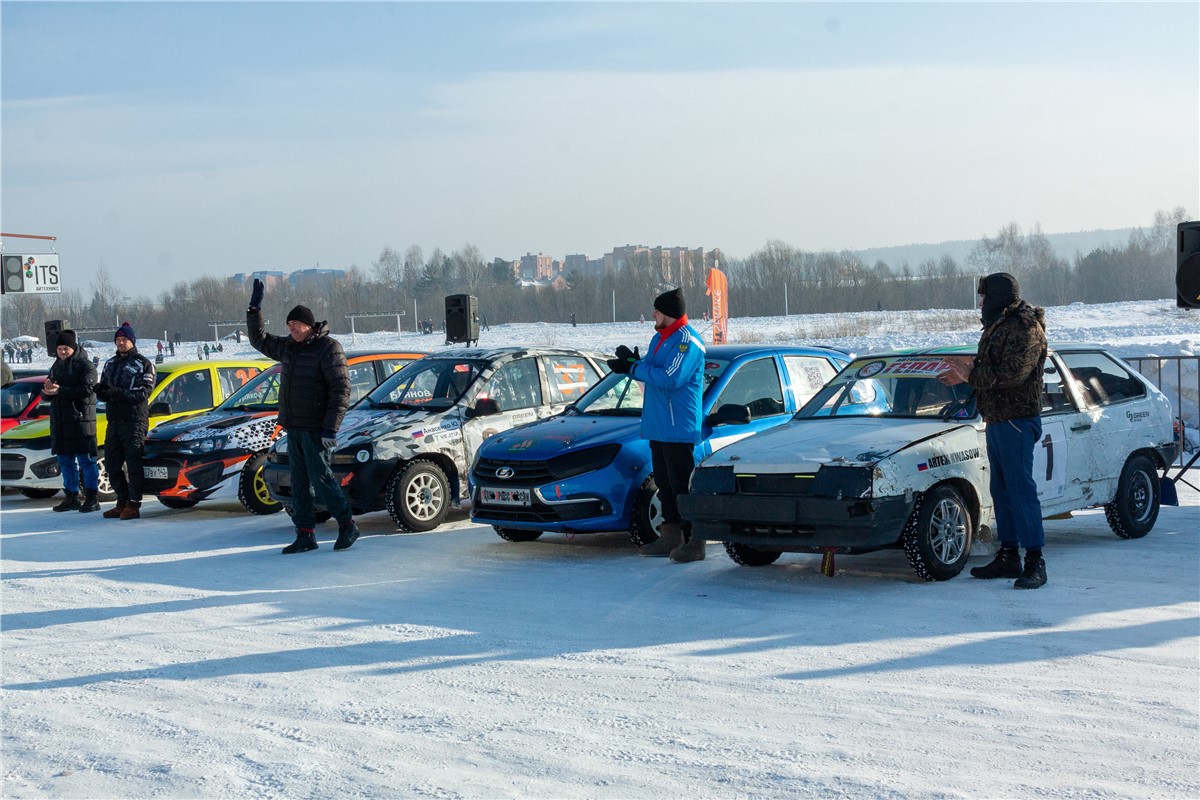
[142,350,427,513]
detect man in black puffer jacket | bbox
[96,322,156,520]
[43,329,102,513]
[247,279,359,554]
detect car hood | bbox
[2,418,51,440]
[337,406,453,447]
[481,412,641,459]
[149,408,274,441]
[700,417,976,473]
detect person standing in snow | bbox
[608,287,707,562]
[246,279,359,555]
[96,322,156,520]
[43,329,102,513]
[940,272,1049,589]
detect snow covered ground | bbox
[2,299,1198,798]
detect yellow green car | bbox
[1,359,270,500]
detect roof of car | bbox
[703,344,850,359]
[344,350,429,360]
[154,359,272,374]
[861,342,1104,359]
[430,346,607,360]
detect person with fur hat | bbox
[608,287,707,562]
[246,280,359,554]
[95,321,157,519]
[42,329,102,513]
[940,272,1049,589]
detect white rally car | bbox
[679,345,1178,581]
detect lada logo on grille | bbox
[495,466,515,480]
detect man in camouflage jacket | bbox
[941,272,1049,589]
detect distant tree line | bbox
[1,208,1188,342]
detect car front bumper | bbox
[263,455,398,511]
[677,492,916,552]
[0,447,62,490]
[142,448,252,501]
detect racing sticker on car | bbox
[917,447,980,471]
[1032,419,1067,502]
[881,359,953,376]
[855,361,887,378]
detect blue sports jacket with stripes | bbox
[629,320,706,444]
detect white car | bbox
[679,345,1178,581]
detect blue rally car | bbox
[469,344,850,545]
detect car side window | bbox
[217,366,260,400]
[1060,352,1147,408]
[783,356,839,407]
[347,362,380,405]
[713,357,786,419]
[485,358,542,411]
[1041,361,1075,414]
[543,355,601,405]
[160,371,213,413]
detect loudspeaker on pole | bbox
[444,294,480,345]
[1177,221,1200,309]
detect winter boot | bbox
[102,501,127,519]
[638,522,684,557]
[970,546,1021,579]
[53,493,81,512]
[78,490,101,513]
[334,519,360,551]
[1014,550,1047,590]
[669,531,706,563]
[282,528,318,555]
[119,501,142,520]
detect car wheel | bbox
[1104,453,1160,539]
[902,484,972,581]
[19,487,58,499]
[723,542,781,566]
[386,459,450,532]
[628,477,662,547]
[238,452,283,515]
[95,455,116,501]
[157,496,198,509]
[494,526,543,542]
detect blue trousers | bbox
[986,416,1046,551]
[287,429,352,530]
[57,454,100,494]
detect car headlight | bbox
[546,444,621,480]
[179,435,227,455]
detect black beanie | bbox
[56,329,78,351]
[115,321,137,343]
[980,273,1019,327]
[653,288,686,319]
[286,305,316,327]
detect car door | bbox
[461,357,546,459]
[700,355,791,458]
[1032,356,1076,511]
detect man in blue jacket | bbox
[608,287,706,562]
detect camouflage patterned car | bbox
[262,346,608,531]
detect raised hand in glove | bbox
[321,429,338,450]
[249,278,265,310]
[614,345,640,363]
[606,357,632,374]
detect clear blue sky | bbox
[2,1,1196,296]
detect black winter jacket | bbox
[96,348,156,426]
[46,347,98,456]
[247,307,350,432]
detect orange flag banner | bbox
[706,266,729,344]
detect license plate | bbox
[144,466,168,480]
[480,486,531,506]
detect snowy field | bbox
[2,299,1199,798]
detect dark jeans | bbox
[287,428,352,530]
[650,440,696,532]
[986,416,1046,551]
[57,454,99,494]
[106,418,147,503]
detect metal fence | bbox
[1128,354,1199,472]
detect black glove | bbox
[249,278,265,310]
[606,357,632,375]
[94,382,111,400]
[614,345,640,363]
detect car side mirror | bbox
[148,401,172,416]
[33,401,51,416]
[707,403,751,427]
[466,397,501,418]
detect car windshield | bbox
[220,364,282,410]
[569,357,732,416]
[1,381,40,418]
[365,358,484,411]
[796,355,977,419]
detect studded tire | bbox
[628,477,663,548]
[386,459,450,532]
[1104,453,1159,539]
[238,451,283,515]
[494,526,543,542]
[94,455,117,501]
[902,484,972,582]
[723,542,782,567]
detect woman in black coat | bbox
[43,330,101,512]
